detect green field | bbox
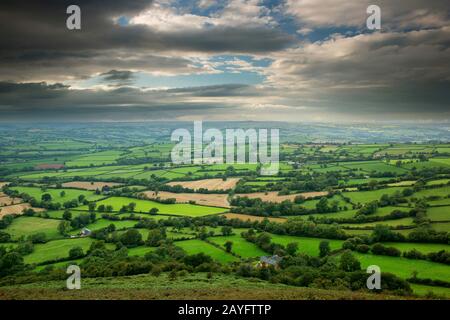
[5,217,61,241]
[70,219,138,234]
[175,239,238,263]
[426,206,450,222]
[10,187,103,203]
[354,253,450,283]
[208,235,267,258]
[78,196,227,217]
[24,238,96,265]
[343,187,405,204]
[2,130,450,300]
[268,234,344,256]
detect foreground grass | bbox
[0,273,417,300]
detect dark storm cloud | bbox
[167,84,258,97]
[0,81,245,121]
[0,0,293,82]
[0,0,449,121]
[100,70,135,82]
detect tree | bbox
[62,210,72,220]
[60,191,66,197]
[106,205,114,213]
[183,253,213,267]
[119,229,142,247]
[58,220,70,236]
[97,204,106,212]
[319,241,331,257]
[286,242,298,256]
[315,197,329,213]
[146,229,166,246]
[224,241,233,253]
[78,194,85,203]
[88,202,96,212]
[41,193,52,202]
[149,207,159,215]
[128,202,136,212]
[0,231,11,243]
[221,226,233,236]
[28,232,47,244]
[69,246,84,259]
[339,250,361,272]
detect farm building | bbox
[80,228,92,237]
[257,255,282,268]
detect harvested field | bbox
[167,178,240,191]
[0,195,21,206]
[234,191,328,203]
[141,191,230,208]
[223,213,286,223]
[0,203,44,218]
[61,181,123,190]
[35,163,65,170]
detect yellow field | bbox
[141,191,230,208]
[167,178,240,191]
[61,181,123,190]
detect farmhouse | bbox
[257,255,282,268]
[80,228,92,237]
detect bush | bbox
[355,244,370,253]
[339,250,361,272]
[69,246,84,259]
[28,232,47,244]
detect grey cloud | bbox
[0,0,293,81]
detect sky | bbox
[0,0,449,122]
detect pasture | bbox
[208,235,267,258]
[175,239,238,263]
[79,196,227,216]
[10,187,103,203]
[5,216,61,240]
[24,238,96,265]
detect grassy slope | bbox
[0,273,418,300]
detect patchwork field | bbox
[1,132,450,301]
